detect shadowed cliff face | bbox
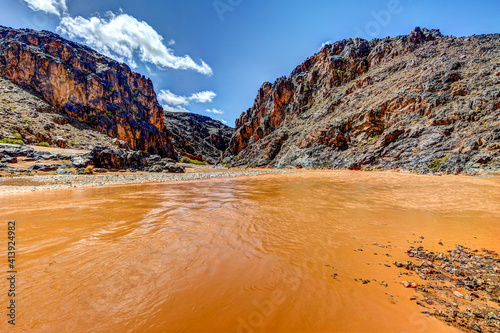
[227,28,500,174]
[163,111,233,164]
[0,26,175,157]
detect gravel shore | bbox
[0,169,295,194]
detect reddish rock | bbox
[0,26,175,157]
[225,28,500,174]
[348,164,361,171]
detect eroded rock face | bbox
[227,28,500,174]
[0,26,175,157]
[163,111,233,164]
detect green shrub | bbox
[429,156,450,171]
[39,142,52,147]
[0,138,23,144]
[13,133,22,139]
[429,159,441,171]
[180,156,207,165]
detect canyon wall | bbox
[0,26,175,157]
[227,28,500,174]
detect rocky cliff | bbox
[164,111,233,164]
[0,26,175,157]
[0,76,120,149]
[227,28,500,174]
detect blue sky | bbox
[1,0,499,126]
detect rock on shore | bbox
[0,143,185,174]
[396,245,500,333]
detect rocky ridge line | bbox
[226,28,500,174]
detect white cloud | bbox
[205,108,224,115]
[158,89,216,108]
[162,105,190,113]
[158,90,189,106]
[22,0,67,16]
[145,65,156,76]
[220,119,228,124]
[190,91,216,104]
[168,39,176,46]
[56,12,213,75]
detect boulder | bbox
[91,146,126,169]
[71,155,93,168]
[28,164,61,172]
[124,150,149,169]
[162,162,185,174]
[90,146,149,170]
[53,137,68,148]
[145,157,185,173]
[0,144,37,157]
[56,168,67,175]
[1,156,17,164]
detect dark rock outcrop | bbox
[28,163,64,172]
[0,26,175,157]
[0,143,71,161]
[88,146,185,172]
[0,143,38,158]
[144,155,185,173]
[90,146,149,170]
[164,111,233,164]
[227,28,500,174]
[0,143,185,173]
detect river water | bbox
[1,171,499,332]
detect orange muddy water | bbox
[1,171,499,332]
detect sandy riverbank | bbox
[0,167,295,194]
